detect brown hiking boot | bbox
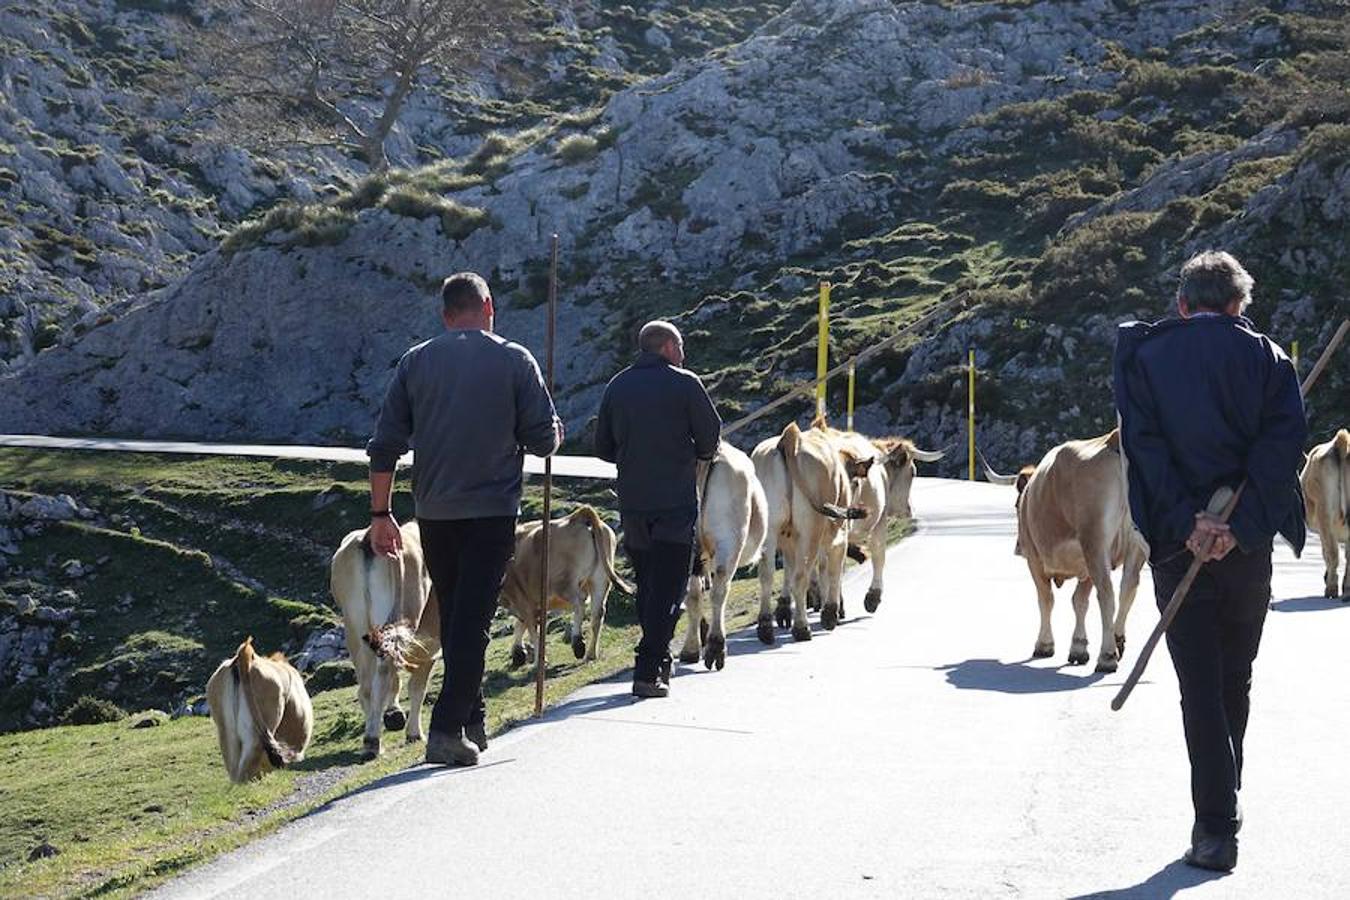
[632,680,669,699]
[425,730,479,767]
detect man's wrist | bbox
[370,509,395,519]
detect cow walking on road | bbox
[1301,429,1349,598]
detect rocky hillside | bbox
[1,0,1346,470]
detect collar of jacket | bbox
[634,351,671,369]
[1116,312,1254,368]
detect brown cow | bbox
[206,637,313,783]
[499,506,633,667]
[988,430,1148,673]
[1301,429,1350,598]
[752,421,866,642]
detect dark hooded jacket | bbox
[1113,313,1306,559]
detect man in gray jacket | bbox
[367,272,560,766]
[595,320,722,697]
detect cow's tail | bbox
[232,637,297,770]
[1335,429,1350,528]
[574,506,635,595]
[780,422,867,521]
[847,543,869,564]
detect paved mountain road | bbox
[151,478,1349,899]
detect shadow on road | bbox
[1067,859,1226,899]
[936,657,1105,693]
[1270,594,1348,613]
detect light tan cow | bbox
[206,637,313,783]
[678,441,768,670]
[989,430,1148,673]
[330,522,440,759]
[811,421,944,613]
[752,421,866,643]
[499,506,633,667]
[1301,429,1350,599]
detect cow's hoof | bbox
[700,619,710,646]
[791,624,812,642]
[864,588,883,614]
[1032,643,1054,659]
[774,601,792,629]
[406,733,424,745]
[838,600,847,620]
[510,645,528,669]
[807,585,822,612]
[703,635,726,671]
[1115,633,1127,658]
[821,603,839,631]
[1067,648,1089,666]
[1095,657,1119,674]
[383,708,407,732]
[756,616,776,646]
[361,737,381,761]
[571,635,586,660]
[678,647,701,664]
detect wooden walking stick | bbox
[534,234,560,717]
[1112,318,1349,711]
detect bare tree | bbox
[198,0,530,171]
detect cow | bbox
[810,420,944,613]
[678,441,769,670]
[1301,428,1350,599]
[206,637,313,783]
[499,505,633,668]
[330,521,440,759]
[986,430,1148,673]
[752,421,866,643]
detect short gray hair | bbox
[638,320,681,353]
[1177,251,1253,314]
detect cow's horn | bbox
[911,447,945,463]
[977,446,1019,486]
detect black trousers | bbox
[622,509,695,683]
[1152,545,1272,838]
[418,516,516,736]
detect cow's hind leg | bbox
[405,656,434,743]
[1067,579,1092,666]
[1028,559,1055,659]
[569,591,587,660]
[820,535,846,631]
[1086,552,1120,673]
[1114,540,1146,658]
[864,523,887,613]
[510,617,530,669]
[357,655,382,760]
[680,573,705,664]
[703,561,731,671]
[788,545,813,642]
[586,575,608,662]
[757,533,781,644]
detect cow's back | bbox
[701,441,768,567]
[1302,430,1350,534]
[1020,435,1133,579]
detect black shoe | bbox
[465,720,489,753]
[1184,834,1237,872]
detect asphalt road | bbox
[0,434,616,480]
[151,478,1348,899]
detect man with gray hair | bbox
[595,319,721,697]
[1114,250,1306,872]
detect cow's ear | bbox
[1015,468,1033,495]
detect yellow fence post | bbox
[1292,339,1300,377]
[816,281,831,419]
[967,349,976,482]
[846,361,856,432]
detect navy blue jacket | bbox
[1113,314,1306,558]
[594,352,722,513]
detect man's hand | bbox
[369,515,403,559]
[1186,512,1232,562]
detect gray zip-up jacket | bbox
[367,329,560,520]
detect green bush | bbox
[556,134,599,164]
[60,696,126,726]
[306,660,357,694]
[440,200,491,241]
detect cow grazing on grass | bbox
[679,441,768,670]
[752,421,866,643]
[330,521,440,759]
[499,505,632,667]
[811,420,944,613]
[987,430,1148,673]
[1302,429,1350,599]
[206,637,313,783]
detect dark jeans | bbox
[1152,544,1272,838]
[418,516,516,736]
[622,509,695,683]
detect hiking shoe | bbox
[1184,835,1237,873]
[632,680,669,699]
[425,730,479,767]
[465,721,489,753]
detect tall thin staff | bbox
[535,234,560,717]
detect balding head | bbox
[638,320,684,366]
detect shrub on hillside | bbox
[556,134,600,164]
[60,696,126,726]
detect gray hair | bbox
[638,320,681,353]
[1177,251,1253,314]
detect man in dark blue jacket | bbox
[595,320,722,698]
[1114,250,1306,873]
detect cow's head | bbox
[872,438,944,520]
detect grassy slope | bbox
[0,448,776,897]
